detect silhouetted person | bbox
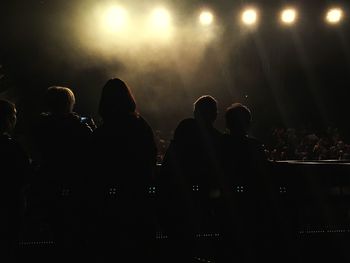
[35,86,93,171]
[0,99,29,261]
[32,87,93,260]
[219,103,270,263]
[160,95,222,262]
[89,78,157,262]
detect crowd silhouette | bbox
[0,78,299,263]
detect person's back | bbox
[0,99,29,261]
[160,96,222,262]
[36,112,91,178]
[92,113,156,194]
[221,134,267,188]
[31,87,92,261]
[162,96,222,196]
[219,103,270,263]
[0,99,29,182]
[89,78,156,262]
[91,78,156,195]
[0,134,29,193]
[34,87,92,183]
[166,118,221,191]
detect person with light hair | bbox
[44,86,76,115]
[32,86,93,258]
[35,86,93,167]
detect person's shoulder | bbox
[177,118,196,128]
[37,112,53,124]
[175,118,197,133]
[174,118,198,141]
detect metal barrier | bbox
[17,161,350,262]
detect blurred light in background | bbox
[199,11,214,26]
[102,6,128,32]
[241,8,258,25]
[326,8,343,24]
[281,8,297,25]
[150,7,171,29]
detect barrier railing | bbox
[16,161,350,262]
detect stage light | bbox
[281,8,297,24]
[326,8,343,24]
[199,11,214,26]
[242,9,258,25]
[150,7,171,29]
[103,6,128,32]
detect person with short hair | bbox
[219,102,270,263]
[225,103,252,136]
[32,86,93,260]
[160,95,223,262]
[45,86,76,114]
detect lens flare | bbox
[281,8,297,24]
[326,8,343,24]
[199,11,214,26]
[103,6,128,32]
[242,9,258,25]
[151,7,171,29]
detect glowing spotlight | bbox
[281,8,297,24]
[326,8,344,24]
[151,7,171,29]
[242,9,258,25]
[103,6,128,32]
[199,11,214,26]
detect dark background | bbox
[1,0,350,140]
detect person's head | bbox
[45,86,75,115]
[225,103,252,136]
[0,99,17,134]
[98,78,137,121]
[193,95,218,125]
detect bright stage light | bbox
[103,6,128,32]
[281,8,297,24]
[242,9,258,25]
[326,8,343,24]
[199,11,214,26]
[151,7,171,29]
